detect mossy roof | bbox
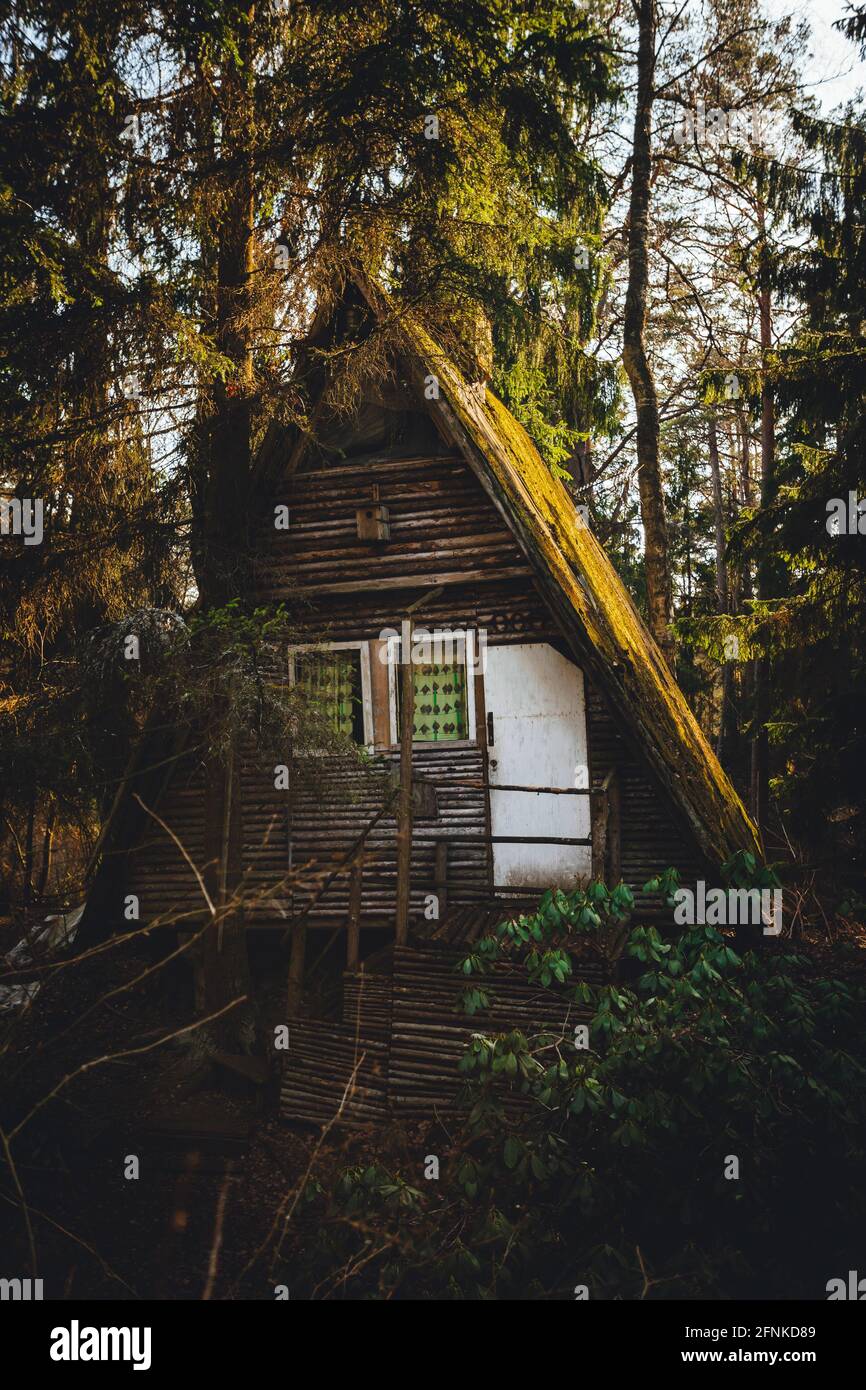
[358,284,760,866]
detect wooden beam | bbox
[605,767,622,885]
[287,921,307,1019]
[394,614,415,946]
[290,566,529,597]
[591,782,610,882]
[474,666,495,894]
[287,454,461,483]
[487,783,594,796]
[426,776,595,795]
[412,833,593,846]
[347,854,364,970]
[394,589,444,945]
[434,840,448,920]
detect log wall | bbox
[252,452,532,607]
[586,683,710,913]
[126,446,706,933]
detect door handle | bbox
[487,711,495,746]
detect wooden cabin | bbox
[89,277,760,1123]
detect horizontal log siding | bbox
[125,730,293,930]
[248,450,545,928]
[384,944,602,1119]
[586,681,710,915]
[127,448,704,932]
[125,739,491,931]
[288,744,490,925]
[125,755,207,929]
[251,453,532,603]
[279,945,611,1125]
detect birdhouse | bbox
[356,503,390,541]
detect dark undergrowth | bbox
[2,873,866,1300]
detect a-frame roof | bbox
[352,276,760,867]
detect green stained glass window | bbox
[294,649,365,744]
[400,660,468,742]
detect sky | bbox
[763,0,866,111]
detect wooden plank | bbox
[290,566,530,596]
[346,855,363,970]
[395,615,415,947]
[434,840,448,919]
[369,638,392,745]
[411,834,592,846]
[486,782,594,796]
[287,921,307,1019]
[606,766,622,884]
[591,780,609,882]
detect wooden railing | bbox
[390,767,622,943]
[286,787,397,1017]
[590,768,621,885]
[284,763,622,1017]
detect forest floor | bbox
[0,927,444,1299]
[2,915,866,1299]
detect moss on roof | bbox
[390,308,761,867]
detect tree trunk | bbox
[37,799,55,899]
[708,413,734,762]
[199,716,253,1050]
[22,796,35,909]
[199,29,256,609]
[750,201,774,836]
[732,408,754,752]
[622,0,674,668]
[193,8,257,1050]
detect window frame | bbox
[287,640,375,750]
[385,628,477,747]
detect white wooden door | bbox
[484,644,591,889]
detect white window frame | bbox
[288,640,374,750]
[386,627,477,747]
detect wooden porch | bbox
[279,736,622,1127]
[280,913,616,1127]
[284,742,622,1003]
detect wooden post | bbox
[591,767,621,885]
[606,767,622,885]
[434,840,448,920]
[347,854,364,971]
[590,786,609,882]
[216,727,236,950]
[475,667,495,893]
[287,921,307,1019]
[395,614,415,945]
